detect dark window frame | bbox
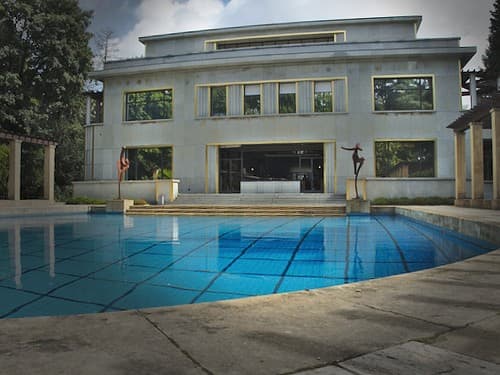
[314,81,333,113]
[125,89,173,122]
[243,84,261,115]
[279,83,296,114]
[210,86,227,117]
[373,76,434,112]
[375,140,436,178]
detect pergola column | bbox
[454,130,467,201]
[469,122,484,203]
[8,139,22,201]
[492,108,500,209]
[43,144,56,201]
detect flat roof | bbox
[139,15,423,44]
[448,93,500,131]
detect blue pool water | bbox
[0,214,496,319]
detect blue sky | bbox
[79,0,494,69]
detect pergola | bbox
[447,94,500,210]
[0,130,57,201]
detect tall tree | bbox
[481,0,500,95]
[0,0,93,198]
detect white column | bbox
[470,122,484,200]
[205,145,218,193]
[323,142,335,193]
[491,108,500,201]
[470,72,477,108]
[43,144,56,201]
[454,131,466,200]
[8,139,22,201]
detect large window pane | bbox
[374,77,433,111]
[244,84,261,115]
[90,94,104,123]
[211,86,226,116]
[126,89,172,121]
[314,81,332,112]
[126,147,172,180]
[279,83,296,113]
[375,140,435,177]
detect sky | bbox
[78,0,495,70]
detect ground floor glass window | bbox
[375,140,435,177]
[219,143,323,193]
[125,147,172,180]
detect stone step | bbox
[172,193,345,205]
[127,204,346,216]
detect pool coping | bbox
[0,206,499,374]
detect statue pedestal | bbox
[346,199,371,214]
[346,177,367,200]
[106,199,134,213]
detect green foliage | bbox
[314,92,332,112]
[371,196,454,205]
[66,196,106,205]
[480,0,500,95]
[375,141,435,177]
[0,0,93,200]
[126,90,172,121]
[210,86,226,116]
[126,147,172,180]
[374,77,433,111]
[279,93,296,113]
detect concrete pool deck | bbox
[0,205,499,374]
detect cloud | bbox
[115,0,225,59]
[113,0,492,68]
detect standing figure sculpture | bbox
[341,143,365,199]
[117,147,130,199]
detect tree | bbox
[94,28,119,68]
[0,0,93,199]
[480,0,500,96]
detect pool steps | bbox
[127,193,346,216]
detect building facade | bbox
[76,16,475,201]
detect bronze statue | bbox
[117,147,130,199]
[342,143,365,199]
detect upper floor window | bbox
[373,76,434,111]
[88,93,103,124]
[211,86,227,116]
[205,31,346,51]
[314,81,333,112]
[279,83,296,114]
[125,89,172,121]
[244,84,261,115]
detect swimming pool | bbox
[0,214,496,319]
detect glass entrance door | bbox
[219,148,241,193]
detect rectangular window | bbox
[279,83,296,114]
[210,86,226,116]
[373,76,434,111]
[125,147,172,180]
[375,140,435,177]
[244,84,261,115]
[314,81,333,112]
[125,89,172,121]
[89,94,104,123]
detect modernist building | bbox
[75,16,476,201]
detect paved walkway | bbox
[0,206,499,374]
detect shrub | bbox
[66,196,106,205]
[371,196,454,205]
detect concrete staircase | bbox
[127,193,346,216]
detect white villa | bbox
[74,16,477,203]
